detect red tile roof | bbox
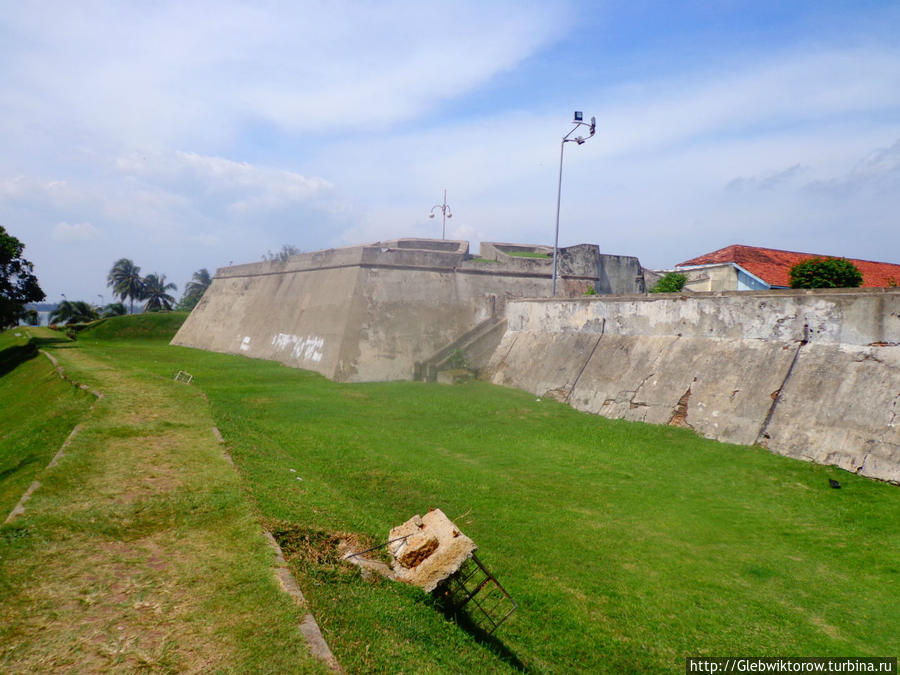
[678,245,900,288]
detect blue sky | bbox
[2,1,899,303]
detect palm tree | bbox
[107,258,145,314]
[142,273,177,312]
[178,268,211,310]
[101,302,127,318]
[49,300,99,325]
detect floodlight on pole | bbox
[551,111,596,296]
[428,188,453,240]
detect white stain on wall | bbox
[272,333,325,362]
[240,336,252,351]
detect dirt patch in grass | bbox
[270,523,378,573]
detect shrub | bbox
[789,257,863,289]
[650,272,687,293]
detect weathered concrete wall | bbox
[487,289,900,483]
[172,239,644,382]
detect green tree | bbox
[107,258,145,314]
[0,225,45,329]
[142,273,177,312]
[22,308,40,326]
[49,300,99,325]
[178,268,212,310]
[789,257,863,289]
[650,272,687,293]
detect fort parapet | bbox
[171,238,645,382]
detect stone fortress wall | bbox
[172,239,900,483]
[171,238,644,382]
[486,289,900,483]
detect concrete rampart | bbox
[486,289,900,483]
[172,238,646,382]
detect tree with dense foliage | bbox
[107,258,145,314]
[22,308,40,326]
[0,225,45,329]
[142,273,177,312]
[789,257,863,289]
[101,302,127,318]
[49,300,100,325]
[178,268,211,310]
[650,272,688,293]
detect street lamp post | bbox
[429,189,453,240]
[552,111,596,296]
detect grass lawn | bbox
[506,251,551,259]
[0,328,93,519]
[65,319,900,673]
[0,325,323,673]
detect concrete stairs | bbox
[414,317,507,382]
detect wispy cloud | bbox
[2,1,899,301]
[51,221,100,242]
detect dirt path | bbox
[0,343,326,672]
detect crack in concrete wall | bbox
[756,327,808,446]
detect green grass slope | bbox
[0,329,93,518]
[87,326,900,674]
[79,311,188,341]
[0,323,322,672]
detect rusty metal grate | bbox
[437,554,517,635]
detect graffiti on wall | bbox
[272,333,325,362]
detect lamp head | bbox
[574,111,583,122]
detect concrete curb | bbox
[212,424,342,672]
[263,531,343,673]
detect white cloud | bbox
[51,221,100,241]
[3,1,900,302]
[0,1,568,151]
[116,151,333,213]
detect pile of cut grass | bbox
[81,321,900,673]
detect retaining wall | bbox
[486,289,900,483]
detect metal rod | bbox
[552,138,566,296]
[343,534,411,559]
[442,188,447,240]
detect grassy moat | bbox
[1,315,898,672]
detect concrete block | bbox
[388,509,476,592]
